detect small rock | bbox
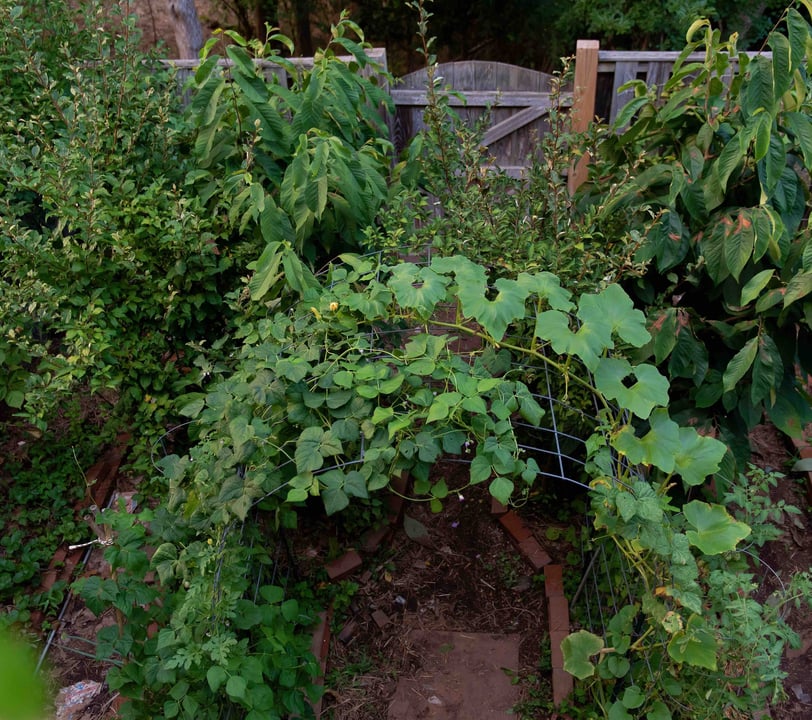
[56,680,102,720]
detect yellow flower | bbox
[329,301,339,312]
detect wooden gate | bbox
[390,61,571,177]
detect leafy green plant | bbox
[584,4,812,463]
[185,15,394,268]
[0,0,231,449]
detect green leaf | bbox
[751,333,782,405]
[612,409,682,473]
[323,486,349,515]
[740,269,774,306]
[621,686,646,710]
[535,310,612,372]
[561,630,604,679]
[784,111,812,168]
[784,270,812,308]
[667,614,717,670]
[207,666,228,693]
[582,284,650,348]
[792,458,812,473]
[489,476,514,505]
[594,359,669,420]
[715,135,744,192]
[745,56,775,114]
[673,429,727,487]
[608,701,633,720]
[389,263,449,317]
[459,275,529,342]
[684,501,751,554]
[516,271,574,311]
[226,675,247,700]
[722,336,758,393]
[646,701,673,720]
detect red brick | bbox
[498,511,532,544]
[387,473,409,524]
[552,668,574,706]
[309,610,331,719]
[371,609,391,629]
[544,564,565,597]
[361,525,391,554]
[491,497,508,515]
[549,630,569,669]
[326,550,362,581]
[548,595,570,632]
[517,537,552,570]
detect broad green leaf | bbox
[459,276,529,342]
[751,333,782,405]
[581,284,650,348]
[516,271,574,311]
[295,427,342,474]
[784,270,812,308]
[323,486,349,515]
[722,336,758,392]
[594,359,669,419]
[608,702,633,720]
[723,211,756,281]
[621,686,646,710]
[667,614,717,670]
[770,31,792,98]
[489,476,514,505]
[646,701,673,720]
[612,409,681,473]
[226,675,247,700]
[745,56,775,114]
[784,111,812,168]
[427,392,462,423]
[715,135,744,192]
[207,666,228,693]
[561,630,604,679]
[740,269,774,306]
[535,310,612,371]
[650,308,678,364]
[683,500,751,554]
[673,428,727,487]
[761,133,788,195]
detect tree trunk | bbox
[293,0,313,56]
[169,0,204,59]
[254,0,279,40]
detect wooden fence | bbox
[164,42,769,188]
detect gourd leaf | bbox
[594,358,669,419]
[561,630,605,679]
[535,310,612,372]
[673,428,727,487]
[581,284,650,348]
[612,409,682,473]
[683,501,751,554]
[516,271,574,311]
[457,275,529,342]
[389,264,449,317]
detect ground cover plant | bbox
[1,1,811,719]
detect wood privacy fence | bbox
[163,42,770,188]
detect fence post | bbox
[568,40,599,195]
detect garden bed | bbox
[20,423,812,720]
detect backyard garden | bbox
[2,0,812,718]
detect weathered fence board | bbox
[390,61,570,177]
[162,43,772,189]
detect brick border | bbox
[31,435,129,628]
[544,564,573,705]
